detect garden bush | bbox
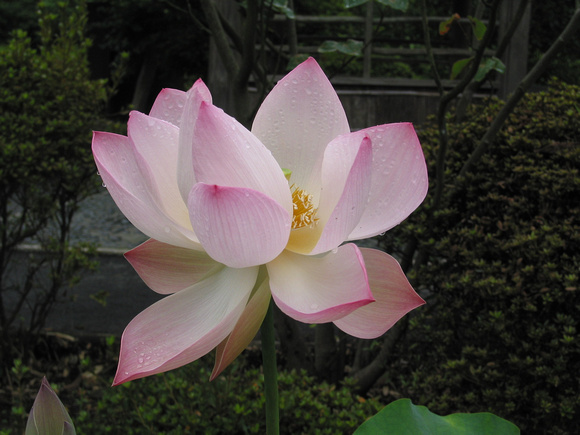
[0,1,119,352]
[384,79,580,434]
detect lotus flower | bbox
[92,58,428,385]
[26,377,76,435]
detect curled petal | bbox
[334,248,425,339]
[310,135,373,255]
[113,265,259,385]
[149,88,187,126]
[125,239,220,295]
[127,111,191,230]
[347,123,429,240]
[252,57,350,198]
[193,103,292,215]
[177,80,213,204]
[92,131,200,249]
[211,269,271,380]
[267,244,374,323]
[188,184,291,268]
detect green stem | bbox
[260,300,279,435]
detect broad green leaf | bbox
[345,0,409,10]
[451,57,472,80]
[344,0,370,7]
[468,16,487,40]
[474,56,506,82]
[318,39,363,56]
[271,0,295,19]
[354,399,520,435]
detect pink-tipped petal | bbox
[127,111,191,230]
[188,184,291,268]
[267,244,374,323]
[193,103,292,215]
[347,123,429,240]
[149,88,187,126]
[252,57,350,198]
[211,273,271,380]
[113,265,259,385]
[177,80,212,204]
[310,135,373,255]
[92,131,199,249]
[125,239,220,295]
[334,248,425,339]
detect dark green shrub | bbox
[387,80,579,433]
[0,1,118,350]
[73,357,382,434]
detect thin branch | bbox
[432,0,500,212]
[457,6,580,180]
[420,0,443,95]
[200,0,239,77]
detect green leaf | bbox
[345,0,409,10]
[354,399,520,435]
[468,16,487,40]
[318,39,363,56]
[451,57,472,80]
[271,0,295,19]
[344,0,370,8]
[474,56,506,82]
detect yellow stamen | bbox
[291,184,318,229]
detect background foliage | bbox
[380,79,580,433]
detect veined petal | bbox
[113,265,259,385]
[267,244,374,323]
[149,88,187,126]
[128,111,191,230]
[92,131,200,249]
[193,103,292,215]
[252,57,350,200]
[125,239,220,295]
[334,248,425,339]
[347,123,428,240]
[310,135,373,255]
[188,183,291,268]
[211,269,271,380]
[177,80,212,204]
[26,377,75,435]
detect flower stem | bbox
[260,300,279,435]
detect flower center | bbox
[291,184,318,229]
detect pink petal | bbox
[267,243,374,323]
[188,184,291,268]
[149,88,187,126]
[192,103,292,215]
[347,123,428,240]
[113,265,259,385]
[92,131,200,249]
[334,248,425,339]
[310,135,373,255]
[176,80,212,204]
[252,57,350,199]
[211,271,271,380]
[127,111,191,230]
[125,239,220,295]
